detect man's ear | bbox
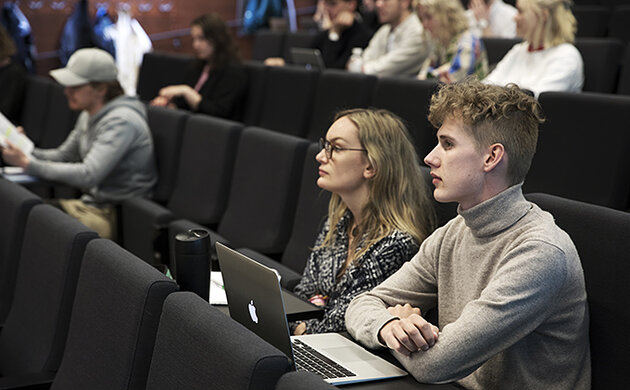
[483,143,505,173]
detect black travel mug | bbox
[174,228,210,300]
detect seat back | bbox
[481,37,522,66]
[0,181,41,324]
[251,29,286,61]
[218,127,309,254]
[51,239,178,390]
[282,30,318,62]
[39,82,79,149]
[0,204,97,375]
[575,38,624,93]
[168,114,243,225]
[525,193,630,390]
[136,52,194,102]
[371,77,440,159]
[276,371,335,389]
[608,5,630,45]
[615,42,630,94]
[145,292,290,390]
[258,66,320,137]
[573,5,610,38]
[19,76,54,145]
[241,61,269,125]
[280,143,331,273]
[306,70,377,142]
[525,92,630,210]
[147,105,188,204]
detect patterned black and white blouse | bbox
[293,211,419,333]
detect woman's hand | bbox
[293,322,307,335]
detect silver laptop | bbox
[291,48,326,71]
[216,243,408,385]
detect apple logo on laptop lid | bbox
[248,300,259,324]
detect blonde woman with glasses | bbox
[292,108,436,335]
[483,0,583,97]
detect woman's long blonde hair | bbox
[320,108,436,275]
[521,0,577,47]
[415,0,469,45]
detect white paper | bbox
[0,111,34,157]
[209,271,228,305]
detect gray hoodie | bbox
[27,95,157,204]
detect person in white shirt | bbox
[467,0,518,38]
[348,0,429,77]
[483,0,583,98]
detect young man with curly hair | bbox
[345,81,590,389]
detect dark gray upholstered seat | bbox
[608,5,630,45]
[282,30,318,62]
[251,29,286,61]
[575,38,624,93]
[275,371,335,389]
[19,76,53,146]
[239,142,331,290]
[0,204,97,384]
[242,61,270,125]
[525,193,630,390]
[146,105,188,204]
[39,82,78,149]
[136,52,194,102]
[121,114,242,269]
[145,292,290,390]
[305,70,377,142]
[573,5,610,38]
[615,42,630,95]
[525,91,630,210]
[371,77,440,159]
[0,180,40,325]
[168,126,309,263]
[50,239,177,390]
[258,66,320,137]
[481,37,522,67]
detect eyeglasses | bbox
[319,138,367,160]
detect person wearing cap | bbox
[1,47,157,240]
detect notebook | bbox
[216,243,408,385]
[291,48,326,71]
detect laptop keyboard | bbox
[292,339,356,380]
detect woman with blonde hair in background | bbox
[416,0,488,83]
[292,108,437,335]
[483,0,583,97]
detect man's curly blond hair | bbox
[428,81,545,185]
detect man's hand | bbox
[379,304,439,356]
[1,140,30,168]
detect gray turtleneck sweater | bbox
[345,185,591,389]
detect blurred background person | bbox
[483,0,582,98]
[348,0,429,77]
[292,108,437,334]
[416,0,488,83]
[0,24,26,124]
[467,0,517,38]
[150,13,247,120]
[266,0,373,69]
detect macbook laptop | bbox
[291,48,326,71]
[216,243,408,385]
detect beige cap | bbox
[50,48,118,87]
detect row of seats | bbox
[574,4,630,42]
[135,55,630,211]
[4,176,630,389]
[248,28,630,95]
[0,178,334,390]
